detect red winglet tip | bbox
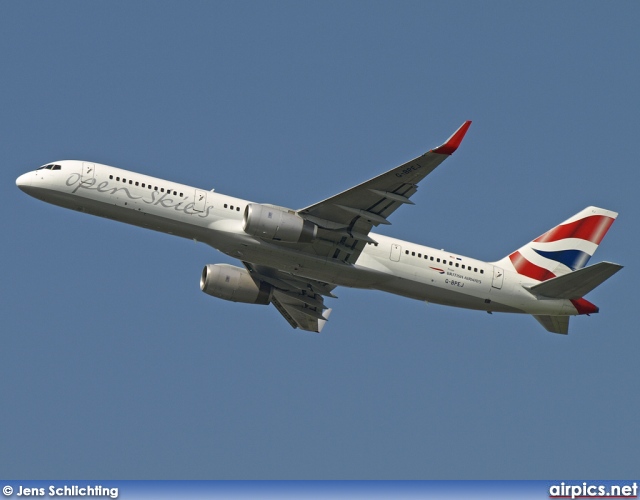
[432,120,472,155]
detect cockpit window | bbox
[36,164,62,170]
[52,165,61,170]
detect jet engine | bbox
[200,264,271,304]
[243,203,317,243]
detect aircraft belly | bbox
[496,273,569,315]
[24,186,214,241]
[232,244,524,313]
[372,275,523,313]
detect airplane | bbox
[16,121,622,334]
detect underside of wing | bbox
[244,262,335,333]
[271,291,332,333]
[296,121,471,265]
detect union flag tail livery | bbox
[495,207,621,334]
[497,207,618,281]
[16,122,623,335]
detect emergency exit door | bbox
[390,244,402,262]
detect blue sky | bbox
[2,1,638,479]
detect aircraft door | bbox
[492,266,504,289]
[82,162,95,182]
[390,244,401,262]
[194,189,207,212]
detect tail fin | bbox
[496,206,618,282]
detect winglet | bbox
[432,120,472,155]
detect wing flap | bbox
[272,290,332,333]
[243,262,335,333]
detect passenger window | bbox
[230,205,234,210]
[437,258,440,263]
[236,207,240,211]
[116,177,120,181]
[430,257,434,261]
[142,183,145,188]
[180,193,183,197]
[455,263,459,267]
[123,178,126,182]
[109,175,113,179]
[161,188,164,192]
[418,253,422,258]
[135,181,139,186]
[474,268,477,272]
[173,191,177,195]
[154,186,158,191]
[411,252,415,256]
[224,204,228,208]
[129,180,133,184]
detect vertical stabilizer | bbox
[496,207,618,282]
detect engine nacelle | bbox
[200,264,271,305]
[243,203,317,243]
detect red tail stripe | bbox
[534,215,615,245]
[509,251,556,281]
[571,298,599,315]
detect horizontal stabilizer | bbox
[533,315,569,335]
[525,261,623,299]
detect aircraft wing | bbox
[271,291,332,333]
[296,121,471,264]
[244,262,335,333]
[242,121,471,332]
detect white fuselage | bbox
[16,160,578,317]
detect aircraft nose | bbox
[16,172,32,191]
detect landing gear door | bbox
[492,266,504,289]
[194,189,207,212]
[390,244,401,262]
